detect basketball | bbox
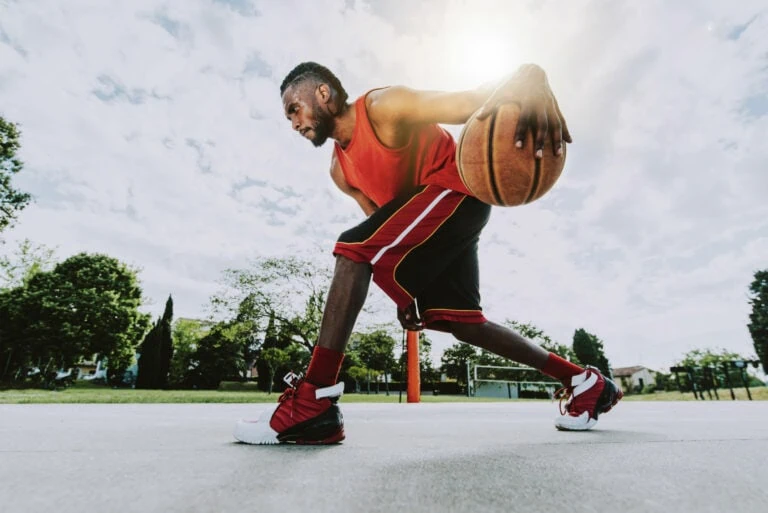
[456,103,567,206]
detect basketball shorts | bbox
[333,184,492,329]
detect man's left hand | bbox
[476,64,572,159]
[398,303,424,331]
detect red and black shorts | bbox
[333,185,491,329]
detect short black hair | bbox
[280,61,348,107]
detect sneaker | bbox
[234,372,346,445]
[554,366,623,431]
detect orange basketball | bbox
[456,103,567,206]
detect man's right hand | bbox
[398,303,424,331]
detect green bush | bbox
[643,384,657,394]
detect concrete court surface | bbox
[1,401,767,513]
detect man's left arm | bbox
[377,64,572,157]
[378,84,494,126]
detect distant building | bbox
[612,366,656,393]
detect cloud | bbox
[0,0,766,371]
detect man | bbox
[234,62,622,445]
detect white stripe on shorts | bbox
[369,189,452,266]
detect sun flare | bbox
[441,17,518,88]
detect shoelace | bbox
[555,368,602,416]
[278,371,303,419]
[553,386,573,415]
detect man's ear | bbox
[316,83,334,106]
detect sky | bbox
[1,0,766,371]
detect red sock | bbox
[541,353,583,382]
[305,346,345,387]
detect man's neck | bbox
[331,104,356,149]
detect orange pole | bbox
[407,330,420,403]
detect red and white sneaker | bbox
[554,366,623,431]
[234,372,345,445]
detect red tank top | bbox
[333,89,473,207]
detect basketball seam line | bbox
[487,110,503,205]
[457,118,468,192]
[526,156,541,204]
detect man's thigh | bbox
[333,185,490,310]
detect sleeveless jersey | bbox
[333,89,473,207]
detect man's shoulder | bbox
[364,86,427,131]
[362,86,392,110]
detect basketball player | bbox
[234,62,622,444]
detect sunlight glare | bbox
[440,13,518,89]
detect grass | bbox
[1,382,765,404]
[621,386,768,402]
[0,382,503,404]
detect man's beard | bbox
[310,104,335,147]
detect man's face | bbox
[282,82,335,147]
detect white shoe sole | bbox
[554,417,598,431]
[233,382,346,445]
[233,419,281,445]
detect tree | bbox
[0,285,35,383]
[418,333,437,383]
[398,332,439,384]
[0,116,32,235]
[157,295,174,388]
[136,321,161,389]
[653,372,676,392]
[504,320,579,363]
[135,296,174,389]
[261,347,289,394]
[186,321,249,389]
[440,343,478,385]
[347,365,369,392]
[0,240,57,384]
[53,253,149,384]
[572,328,611,377]
[338,347,364,390]
[676,347,755,393]
[169,318,210,388]
[478,348,509,368]
[0,252,150,387]
[135,296,175,390]
[255,313,286,391]
[352,329,397,394]
[282,342,311,379]
[748,269,768,373]
[233,296,267,378]
[210,256,332,353]
[366,369,382,393]
[0,239,56,291]
[679,348,748,368]
[471,348,525,381]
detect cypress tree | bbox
[572,328,612,377]
[157,295,174,388]
[136,320,160,389]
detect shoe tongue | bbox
[571,370,589,387]
[296,380,318,397]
